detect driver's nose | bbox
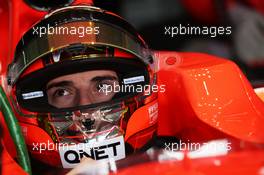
[78,95,92,106]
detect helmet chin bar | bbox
[39,104,129,168]
[45,103,128,144]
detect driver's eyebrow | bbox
[91,76,118,82]
[46,81,73,90]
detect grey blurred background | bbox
[94,0,264,87]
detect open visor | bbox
[13,47,151,112]
[8,6,154,113]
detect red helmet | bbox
[7,5,158,168]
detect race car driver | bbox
[7,5,159,171]
[5,2,264,175]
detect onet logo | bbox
[64,142,120,164]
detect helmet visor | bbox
[9,19,152,85]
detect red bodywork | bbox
[115,149,264,175]
[1,1,264,174]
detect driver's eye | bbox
[96,81,112,91]
[94,80,117,94]
[54,88,71,97]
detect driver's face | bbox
[46,70,119,108]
